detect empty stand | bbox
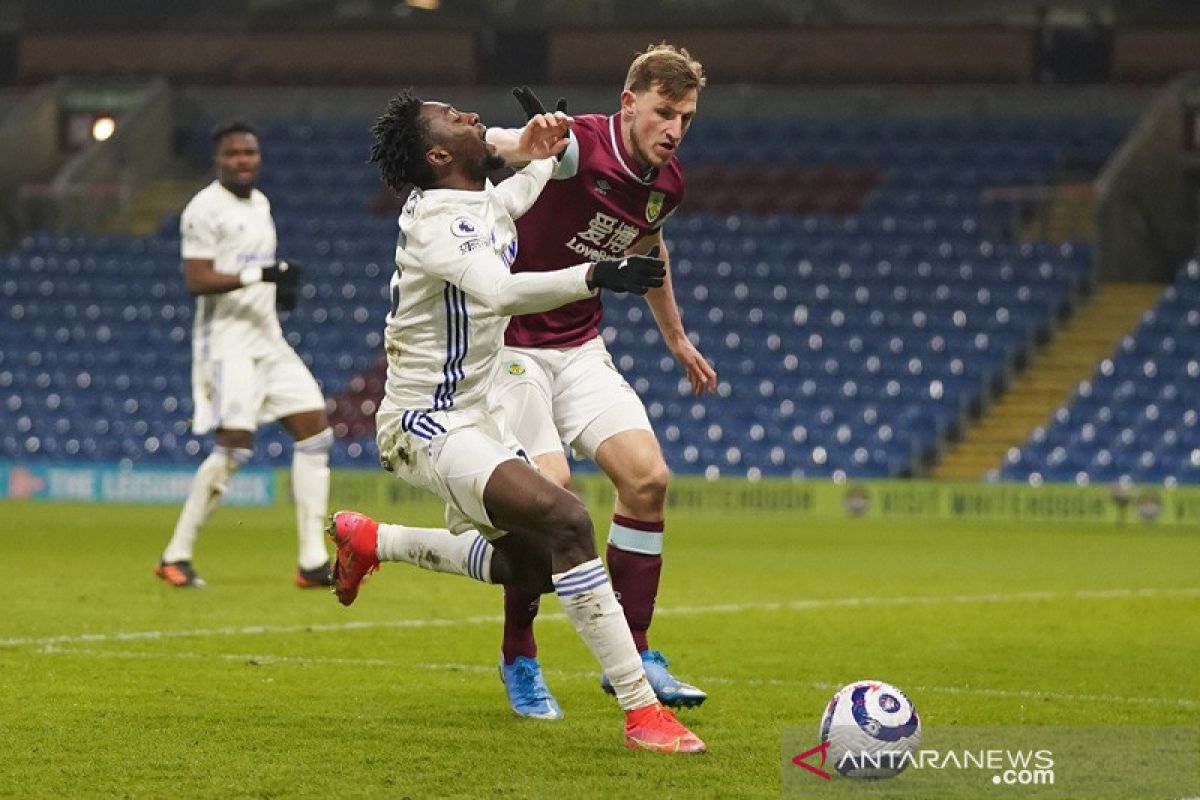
[998,262,1200,485]
[0,115,1129,479]
[936,282,1163,480]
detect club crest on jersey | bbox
[645,191,665,224]
[503,360,525,376]
[451,217,478,237]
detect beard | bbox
[484,151,506,172]
[219,171,257,196]
[466,150,507,183]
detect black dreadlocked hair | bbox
[369,89,435,194]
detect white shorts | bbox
[493,337,653,460]
[375,404,528,541]
[191,347,324,435]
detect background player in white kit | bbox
[155,121,334,589]
[328,90,705,752]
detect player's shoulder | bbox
[408,188,486,225]
[402,190,488,247]
[560,113,611,157]
[182,181,222,215]
[660,158,687,193]
[572,113,611,136]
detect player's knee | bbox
[620,458,670,510]
[216,428,254,450]
[643,460,671,502]
[520,485,561,525]
[204,445,253,491]
[543,497,594,554]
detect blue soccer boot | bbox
[601,649,707,708]
[499,655,564,720]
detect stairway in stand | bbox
[934,283,1165,480]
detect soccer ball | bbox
[819,680,921,779]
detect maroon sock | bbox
[607,514,664,653]
[501,584,541,664]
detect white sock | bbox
[377,524,493,583]
[552,558,656,712]
[162,446,252,563]
[292,428,333,571]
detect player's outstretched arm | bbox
[458,254,663,317]
[492,134,570,221]
[421,222,663,317]
[484,112,571,167]
[183,257,301,299]
[633,233,718,395]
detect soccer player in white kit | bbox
[155,121,334,589]
[327,90,705,752]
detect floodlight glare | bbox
[91,116,116,142]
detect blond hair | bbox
[624,42,706,101]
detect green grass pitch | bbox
[1,494,1197,798]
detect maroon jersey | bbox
[505,113,686,349]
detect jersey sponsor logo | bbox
[451,216,479,237]
[572,211,641,258]
[503,360,525,376]
[565,236,610,262]
[645,191,665,224]
[459,238,488,255]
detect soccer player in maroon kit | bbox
[485,43,716,718]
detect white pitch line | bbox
[0,614,509,650]
[35,644,391,667]
[4,586,1198,650]
[33,647,1200,711]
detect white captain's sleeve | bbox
[491,158,555,220]
[413,212,594,316]
[180,196,218,260]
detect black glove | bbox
[512,87,570,161]
[588,246,664,296]
[512,86,568,121]
[263,260,302,311]
[261,260,302,286]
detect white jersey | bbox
[180,180,288,361]
[380,158,595,416]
